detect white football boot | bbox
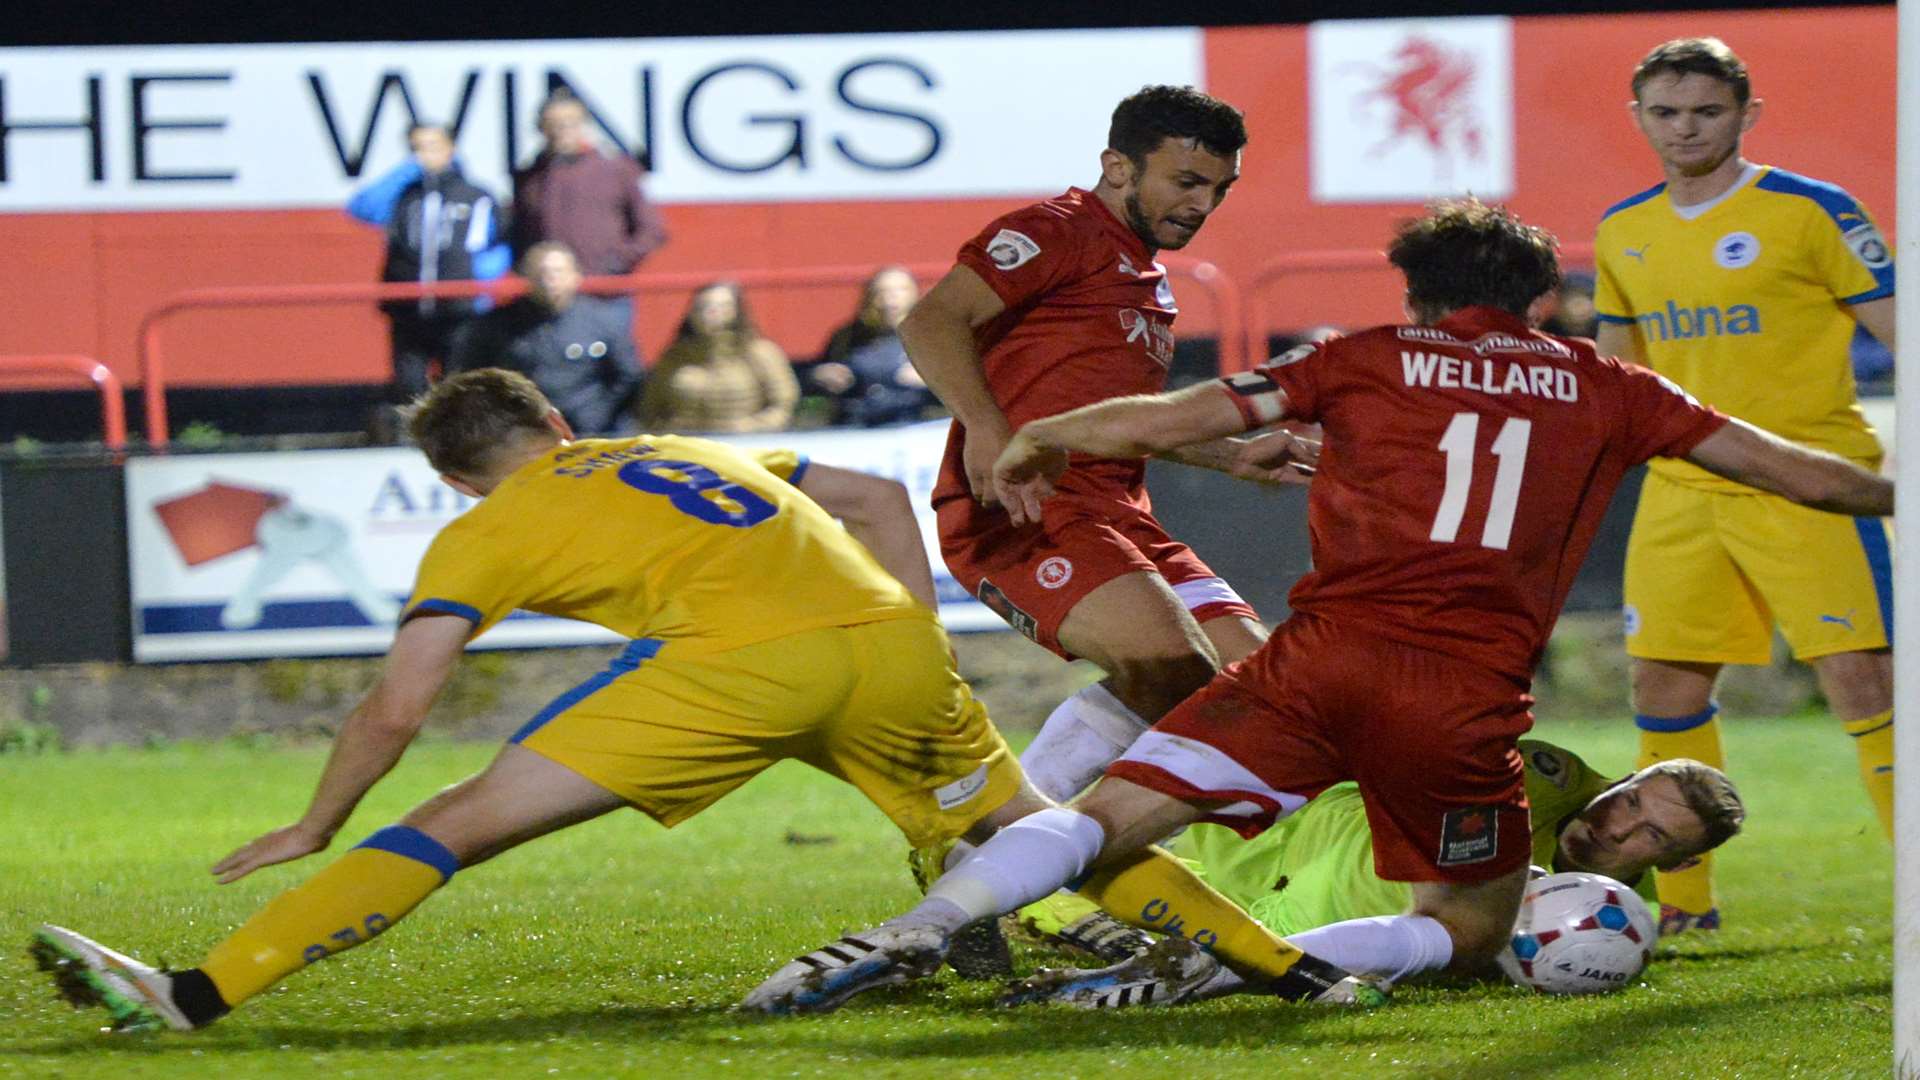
[31,924,197,1033]
[741,924,947,1014]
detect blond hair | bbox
[1637,758,1746,852]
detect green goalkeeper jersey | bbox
[1175,739,1651,936]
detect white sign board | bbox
[125,421,999,662]
[1308,17,1513,203]
[0,30,1202,211]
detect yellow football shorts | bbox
[1624,471,1893,665]
[509,616,1020,848]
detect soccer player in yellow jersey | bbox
[33,370,1368,1032]
[1592,38,1896,933]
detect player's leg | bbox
[1731,501,1896,839]
[1277,870,1529,986]
[748,626,1375,1012]
[1811,649,1895,836]
[36,744,626,1032]
[1624,475,1769,930]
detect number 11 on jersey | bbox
[1430,412,1533,550]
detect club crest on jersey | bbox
[986,229,1041,270]
[1531,749,1571,789]
[1713,231,1761,269]
[1036,556,1074,589]
[1844,222,1892,270]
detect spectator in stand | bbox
[347,122,509,439]
[450,242,641,436]
[807,266,943,427]
[643,282,799,433]
[510,91,668,326]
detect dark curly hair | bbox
[1387,198,1562,322]
[1108,85,1247,168]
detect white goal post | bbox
[1896,2,1918,1074]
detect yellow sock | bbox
[1636,705,1724,915]
[1843,709,1894,839]
[199,826,458,1007]
[1076,846,1305,983]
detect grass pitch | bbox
[0,714,1891,1078]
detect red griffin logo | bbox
[1346,36,1485,180]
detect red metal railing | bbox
[133,257,1241,447]
[0,355,127,450]
[1236,243,1598,373]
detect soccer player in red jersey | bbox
[748,199,1892,1009]
[902,86,1299,823]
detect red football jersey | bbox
[1218,306,1728,680]
[934,187,1179,515]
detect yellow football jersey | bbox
[404,436,924,652]
[1593,166,1893,491]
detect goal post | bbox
[1896,1,1918,1074]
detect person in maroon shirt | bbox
[511,92,668,280]
[903,87,1305,847]
[746,199,1892,1012]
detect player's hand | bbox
[993,429,1070,527]
[963,422,1013,509]
[1231,425,1321,485]
[212,822,331,884]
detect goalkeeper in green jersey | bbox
[1012,738,1743,1003]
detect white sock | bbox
[894,808,1106,933]
[1021,682,1150,802]
[1284,914,1455,984]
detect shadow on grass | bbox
[693,973,1892,1065]
[13,972,1890,1066]
[14,1003,744,1056]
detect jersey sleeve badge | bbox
[985,229,1042,270]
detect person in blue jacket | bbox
[347,123,511,436]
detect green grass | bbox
[0,716,1892,1078]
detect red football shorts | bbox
[938,489,1257,660]
[1107,612,1535,884]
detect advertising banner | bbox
[125,420,997,661]
[1308,17,1514,203]
[0,30,1201,212]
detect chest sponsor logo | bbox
[986,228,1041,270]
[1844,222,1892,270]
[1437,805,1500,866]
[1118,309,1176,367]
[1035,556,1074,589]
[1713,231,1761,270]
[1633,301,1761,342]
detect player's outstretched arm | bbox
[1686,418,1893,517]
[795,463,939,609]
[211,614,470,884]
[899,266,1012,504]
[994,384,1254,525]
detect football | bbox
[1496,871,1659,994]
